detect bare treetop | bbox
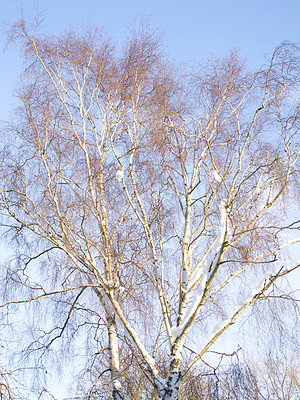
[0,20,299,399]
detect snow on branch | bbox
[186,254,299,375]
[280,259,300,274]
[207,319,233,344]
[206,199,227,268]
[116,169,124,182]
[233,272,273,315]
[172,201,228,340]
[207,258,299,348]
[187,199,227,292]
[212,170,222,183]
[171,287,204,339]
[206,273,273,348]
[215,199,227,252]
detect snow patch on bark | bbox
[208,319,232,343]
[212,170,222,182]
[116,169,124,181]
[113,379,122,390]
[233,272,273,314]
[205,272,274,346]
[244,272,272,302]
[282,259,300,272]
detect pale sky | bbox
[1,0,300,121]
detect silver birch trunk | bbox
[107,313,123,400]
[157,345,183,400]
[158,372,182,400]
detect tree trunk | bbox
[107,313,124,400]
[158,371,182,400]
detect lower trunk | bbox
[107,313,124,400]
[158,371,182,400]
[158,342,183,400]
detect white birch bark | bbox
[107,313,123,400]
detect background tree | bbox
[0,19,299,399]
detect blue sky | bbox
[1,0,299,121]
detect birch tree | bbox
[0,20,299,399]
